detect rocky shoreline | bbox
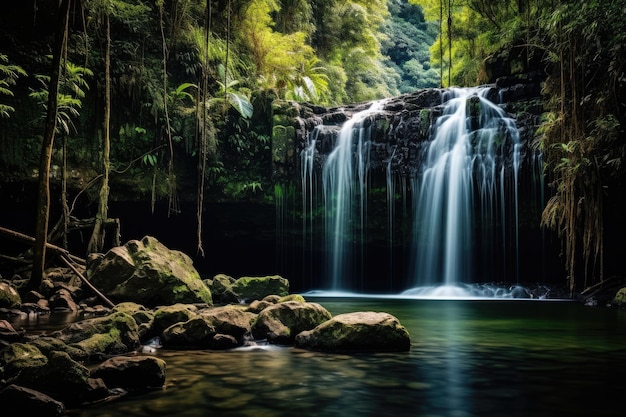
[0,236,411,416]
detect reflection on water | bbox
[64,298,626,417]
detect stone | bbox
[0,384,66,417]
[221,275,289,303]
[86,236,213,307]
[611,287,626,307]
[52,311,140,358]
[92,355,166,391]
[252,301,332,344]
[0,281,21,308]
[11,351,93,406]
[49,288,79,312]
[294,311,411,353]
[0,319,23,343]
[208,273,235,299]
[0,343,48,379]
[29,336,89,362]
[200,306,255,342]
[152,303,198,335]
[161,317,216,348]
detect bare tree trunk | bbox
[30,0,71,291]
[88,9,111,254]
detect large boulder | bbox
[220,275,289,303]
[294,311,411,353]
[252,301,332,344]
[86,236,212,307]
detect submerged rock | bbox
[86,236,213,307]
[295,311,411,353]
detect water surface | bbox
[70,298,626,417]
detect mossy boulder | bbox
[11,351,95,406]
[207,273,236,299]
[91,355,166,391]
[112,302,155,340]
[51,311,140,358]
[0,343,48,378]
[152,303,198,335]
[294,311,411,353]
[86,236,212,307]
[221,275,289,303]
[252,301,332,344]
[0,281,21,308]
[28,337,89,363]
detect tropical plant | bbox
[0,53,26,118]
[539,0,626,292]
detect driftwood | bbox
[0,225,115,308]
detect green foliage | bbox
[538,0,626,290]
[0,53,27,118]
[381,0,439,91]
[29,60,93,136]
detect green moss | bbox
[279,294,306,303]
[0,343,48,376]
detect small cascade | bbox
[409,87,522,289]
[321,101,385,290]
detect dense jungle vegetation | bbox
[0,0,625,293]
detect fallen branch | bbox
[58,253,115,308]
[0,225,115,308]
[0,226,85,265]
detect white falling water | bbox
[409,87,521,293]
[322,101,385,290]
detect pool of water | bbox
[62,297,626,417]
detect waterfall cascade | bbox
[297,86,545,296]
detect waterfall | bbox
[322,101,385,290]
[409,87,522,291]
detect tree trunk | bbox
[30,0,71,291]
[88,9,111,254]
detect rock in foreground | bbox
[295,311,410,353]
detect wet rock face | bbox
[272,84,543,181]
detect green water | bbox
[70,298,626,417]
